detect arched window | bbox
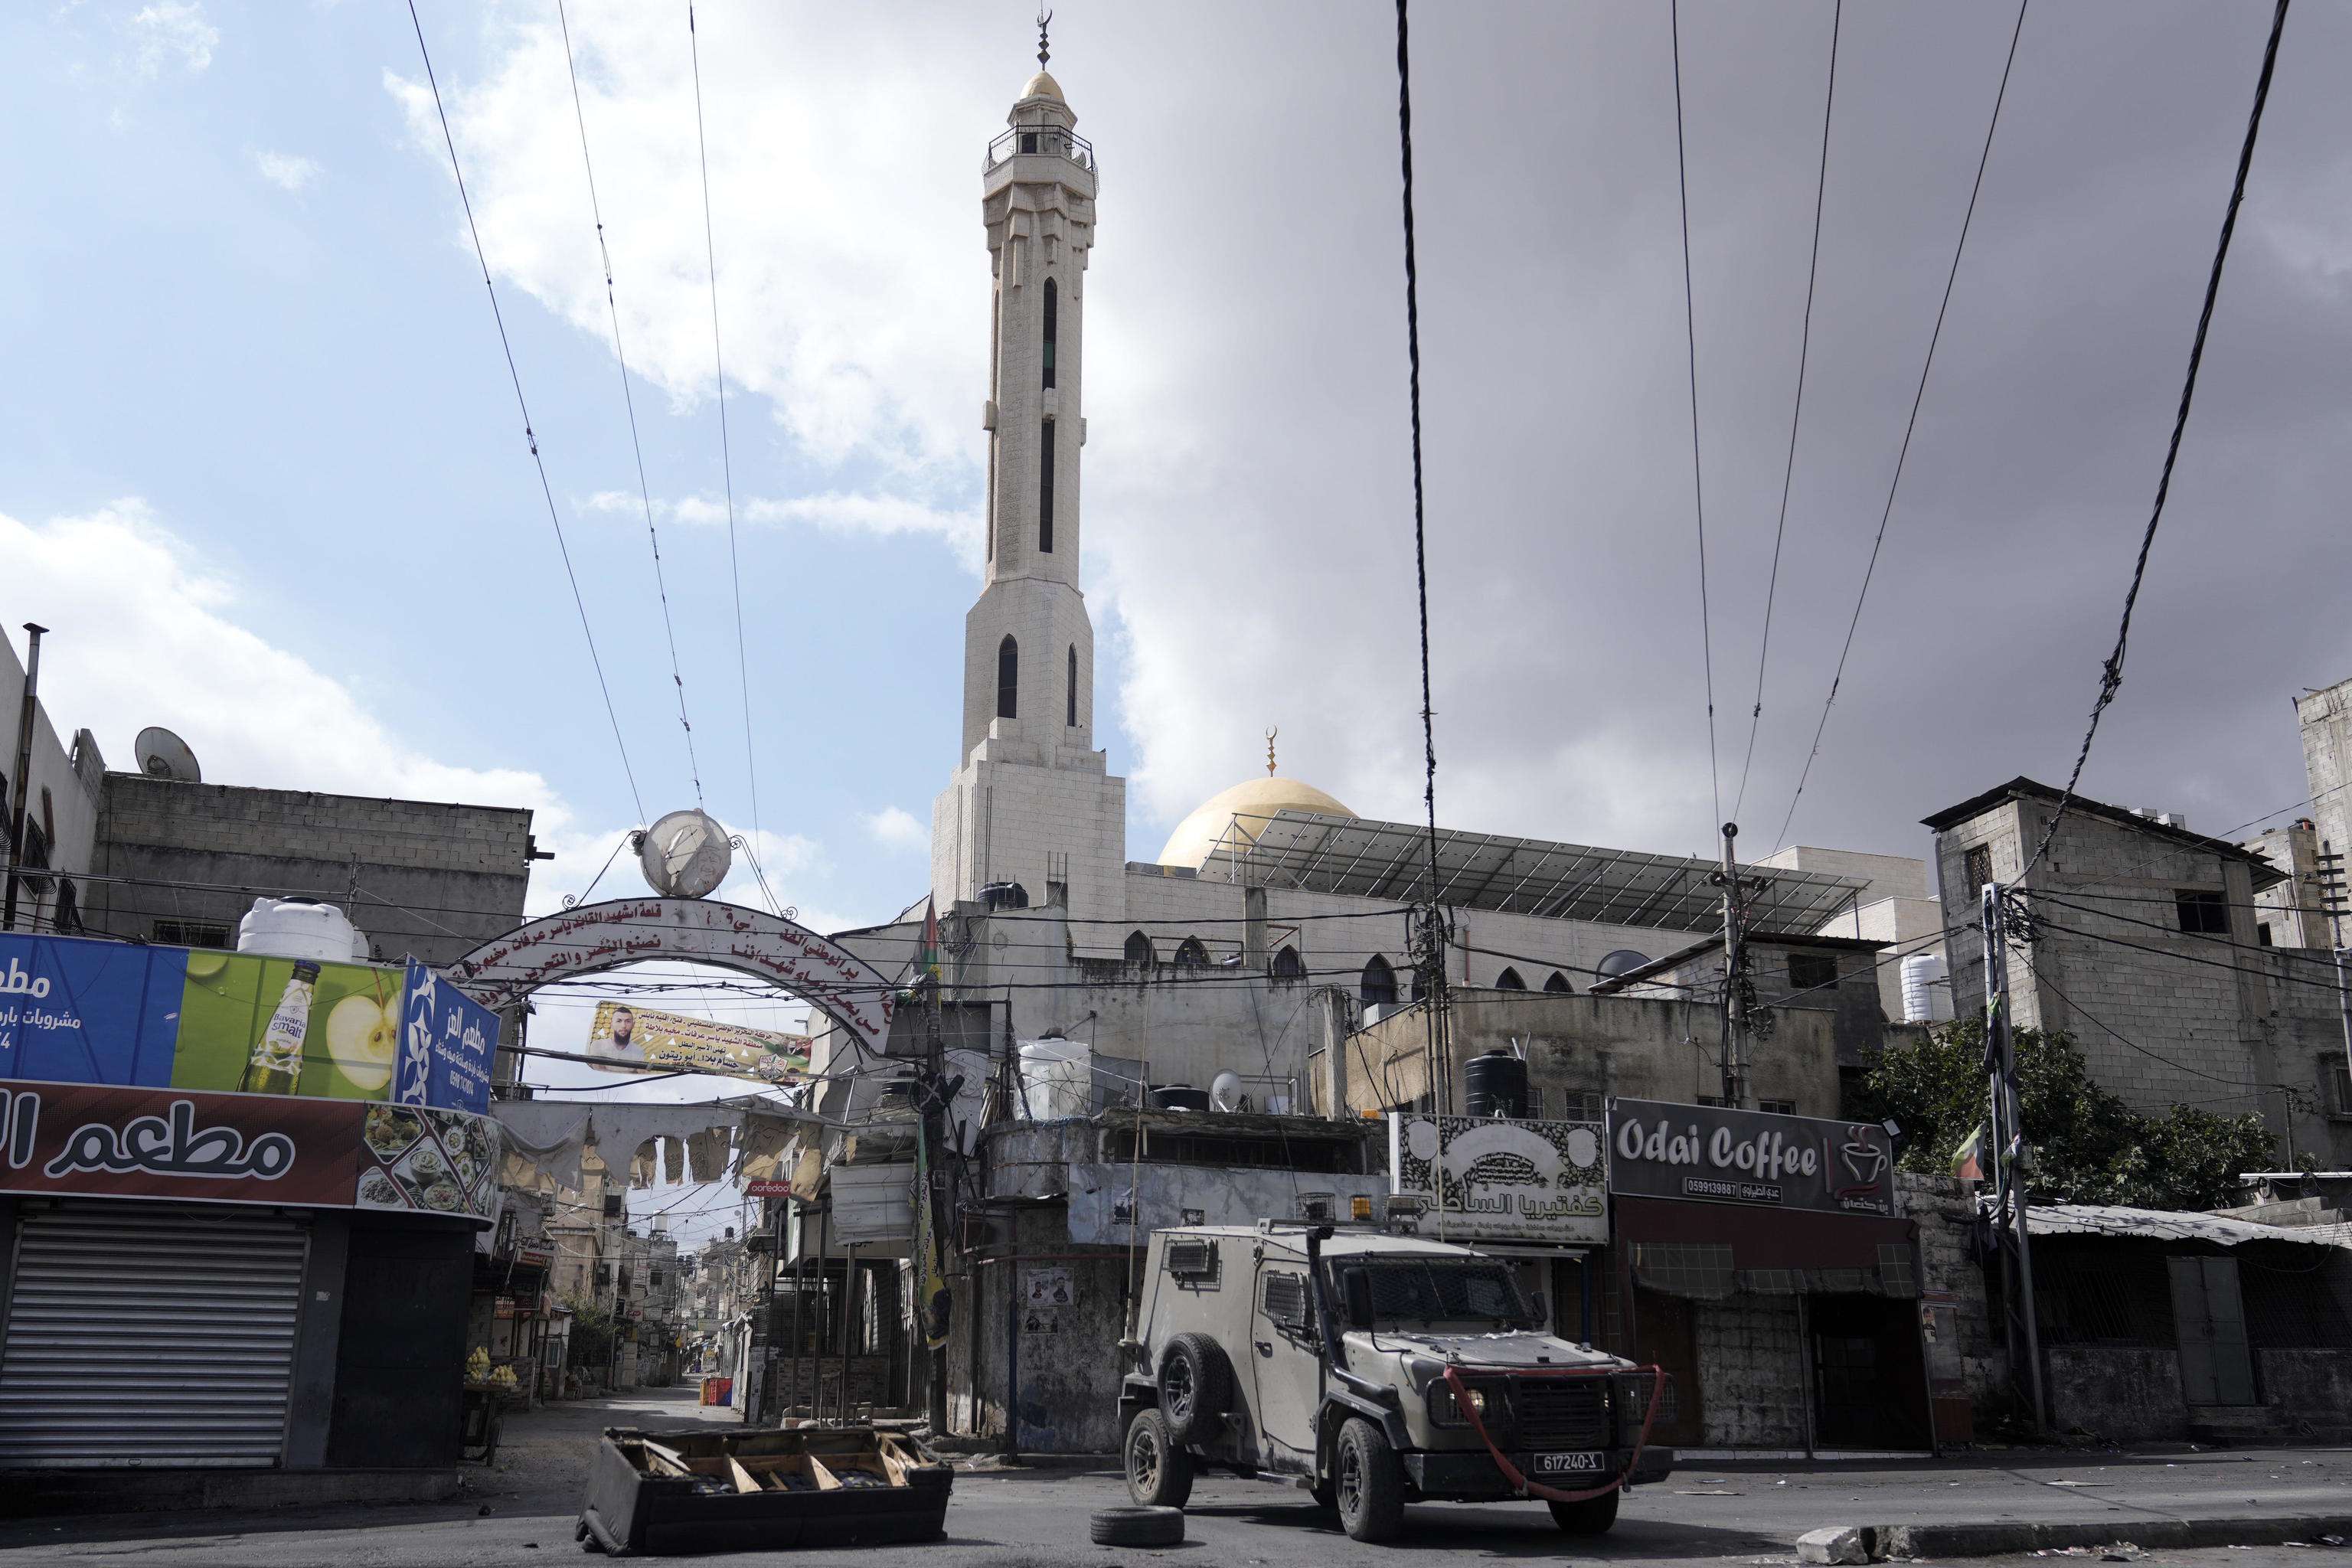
[1544,971,1573,995]
[1124,930,1155,966]
[1173,937,1210,968]
[1272,946,1305,980]
[1361,955,1397,1007]
[1067,644,1078,727]
[997,635,1018,719]
[1494,967,1526,991]
[1042,277,1057,390]
[1039,418,1055,553]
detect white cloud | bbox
[862,805,926,852]
[129,1,217,77]
[578,489,978,565]
[256,151,320,191]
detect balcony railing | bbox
[985,123,1095,175]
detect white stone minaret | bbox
[932,42,1127,935]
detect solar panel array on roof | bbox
[1194,810,1870,936]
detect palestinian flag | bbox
[916,897,941,979]
[1949,1123,1987,1181]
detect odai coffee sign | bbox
[1606,1097,1895,1217]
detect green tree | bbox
[1848,1019,2272,1211]
[564,1295,615,1370]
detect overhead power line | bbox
[557,0,705,810]
[403,0,645,827]
[688,3,771,910]
[2019,0,2292,880]
[1669,0,1722,830]
[1733,0,1842,825]
[1774,0,2030,853]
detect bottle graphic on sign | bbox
[240,960,321,1096]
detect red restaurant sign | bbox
[0,1082,493,1217]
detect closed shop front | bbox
[0,1203,310,1467]
[1608,1098,1932,1456]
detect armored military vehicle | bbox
[1119,1221,1671,1543]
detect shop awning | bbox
[2012,1201,2352,1250]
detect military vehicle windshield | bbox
[1343,1258,1537,1330]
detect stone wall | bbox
[84,773,534,967]
[2258,1348,2352,1437]
[2044,1346,2187,1441]
[1692,1295,1807,1447]
[1898,1174,2007,1418]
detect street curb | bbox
[1817,1515,2352,1560]
[956,1453,1120,1474]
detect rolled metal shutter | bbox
[0,1204,310,1467]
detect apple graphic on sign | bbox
[326,993,397,1093]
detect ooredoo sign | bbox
[1606,1097,1894,1217]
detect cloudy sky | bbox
[6,4,2348,1001]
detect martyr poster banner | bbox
[1606,1097,1896,1217]
[0,1081,498,1219]
[585,1001,808,1083]
[0,933,487,1111]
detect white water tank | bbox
[1901,952,1953,1024]
[238,897,368,964]
[1015,1039,1093,1121]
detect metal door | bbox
[1249,1260,1322,1468]
[0,1204,309,1466]
[2167,1255,2256,1406]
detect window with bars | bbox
[1787,952,1839,992]
[153,919,232,949]
[1964,843,1995,899]
[2174,889,2230,935]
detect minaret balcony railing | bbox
[984,123,1096,174]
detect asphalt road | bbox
[2,1387,2347,1568]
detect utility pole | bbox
[1707,822,1769,1108]
[2336,947,2351,1126]
[4,623,47,934]
[1981,880,2047,1432]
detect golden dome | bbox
[1018,69,1065,103]
[1158,776,1357,870]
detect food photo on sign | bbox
[583,1000,808,1084]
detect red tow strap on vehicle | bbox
[1440,1363,1664,1505]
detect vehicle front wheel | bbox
[1547,1488,1620,1535]
[1308,1479,1337,1512]
[1333,1417,1403,1544]
[1124,1407,1194,1510]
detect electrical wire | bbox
[1774,0,2029,853]
[1670,0,1722,831]
[556,0,704,811]
[2018,0,2291,883]
[687,2,770,909]
[1732,0,1841,825]
[403,0,645,827]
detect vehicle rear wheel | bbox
[1333,1416,1403,1544]
[1547,1488,1620,1535]
[1123,1407,1194,1509]
[1157,1332,1231,1445]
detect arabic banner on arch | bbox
[0,1080,498,1219]
[0,931,489,1112]
[585,1001,809,1083]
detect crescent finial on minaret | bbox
[1266,727,1279,776]
[1036,7,1052,69]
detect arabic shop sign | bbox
[1606,1097,1895,1217]
[397,961,496,1115]
[1386,1114,1609,1243]
[0,1081,500,1219]
[0,932,487,1112]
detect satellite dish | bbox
[1210,1070,1244,1112]
[639,808,732,899]
[133,727,201,783]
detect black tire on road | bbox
[1091,1505,1187,1547]
[1123,1406,1195,1510]
[1333,1416,1404,1544]
[1156,1332,1231,1445]
[1547,1488,1621,1535]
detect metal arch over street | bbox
[446,897,895,1052]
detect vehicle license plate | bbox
[1534,1452,1606,1474]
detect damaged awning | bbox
[2013,1201,2352,1250]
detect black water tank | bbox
[1151,1083,1212,1112]
[1462,1050,1527,1119]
